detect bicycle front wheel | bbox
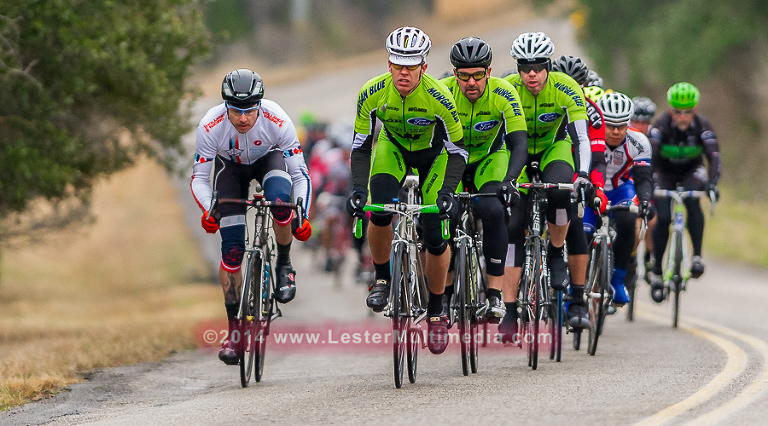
[254,252,271,382]
[587,240,609,356]
[672,230,684,328]
[390,242,408,388]
[454,240,471,376]
[528,238,543,370]
[238,253,259,387]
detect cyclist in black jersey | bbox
[440,37,528,323]
[647,82,721,302]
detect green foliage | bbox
[0,0,209,218]
[577,0,768,91]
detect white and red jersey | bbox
[190,99,312,215]
[604,128,652,191]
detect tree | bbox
[0,0,210,233]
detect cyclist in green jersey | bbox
[439,37,528,324]
[499,32,593,339]
[346,26,468,355]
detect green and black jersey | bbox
[351,72,467,194]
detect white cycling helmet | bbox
[597,92,634,126]
[631,96,657,122]
[386,26,431,66]
[510,32,555,62]
[328,119,355,151]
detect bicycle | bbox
[212,191,304,387]
[625,218,649,323]
[449,192,493,376]
[652,188,716,328]
[517,164,573,370]
[572,202,637,356]
[353,175,449,388]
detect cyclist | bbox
[647,82,721,302]
[630,96,657,136]
[550,55,608,329]
[584,70,604,88]
[629,96,657,275]
[346,27,467,354]
[500,32,592,340]
[191,69,313,365]
[310,120,354,272]
[585,92,654,305]
[439,36,528,322]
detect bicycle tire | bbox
[672,230,684,328]
[469,245,482,374]
[455,240,471,376]
[238,253,258,387]
[390,242,407,388]
[626,257,637,322]
[554,290,563,362]
[529,237,542,370]
[254,250,271,382]
[587,239,608,356]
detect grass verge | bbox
[0,159,220,410]
[704,186,768,268]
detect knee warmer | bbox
[263,169,293,225]
[220,224,246,272]
[420,213,448,255]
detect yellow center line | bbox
[681,316,768,425]
[632,309,747,426]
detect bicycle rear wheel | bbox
[626,257,637,322]
[390,243,408,388]
[587,240,608,356]
[672,230,684,328]
[238,253,259,387]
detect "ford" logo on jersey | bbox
[539,112,562,123]
[407,117,435,126]
[538,112,562,123]
[473,120,500,132]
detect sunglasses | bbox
[455,70,488,81]
[517,63,548,74]
[390,63,422,71]
[226,102,260,117]
[671,108,694,115]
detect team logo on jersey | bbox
[538,112,562,123]
[226,147,244,157]
[473,120,500,132]
[253,140,262,146]
[407,117,435,126]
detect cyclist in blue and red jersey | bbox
[647,82,721,303]
[585,92,655,305]
[191,69,313,364]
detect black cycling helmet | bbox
[450,37,492,69]
[551,55,589,86]
[221,69,264,108]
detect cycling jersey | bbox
[604,128,652,193]
[351,72,467,194]
[504,71,590,174]
[439,75,527,165]
[191,100,312,215]
[649,112,721,183]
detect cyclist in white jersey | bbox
[191,69,312,364]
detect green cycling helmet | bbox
[667,82,700,109]
[583,85,605,102]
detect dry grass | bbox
[704,186,768,267]
[0,159,220,410]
